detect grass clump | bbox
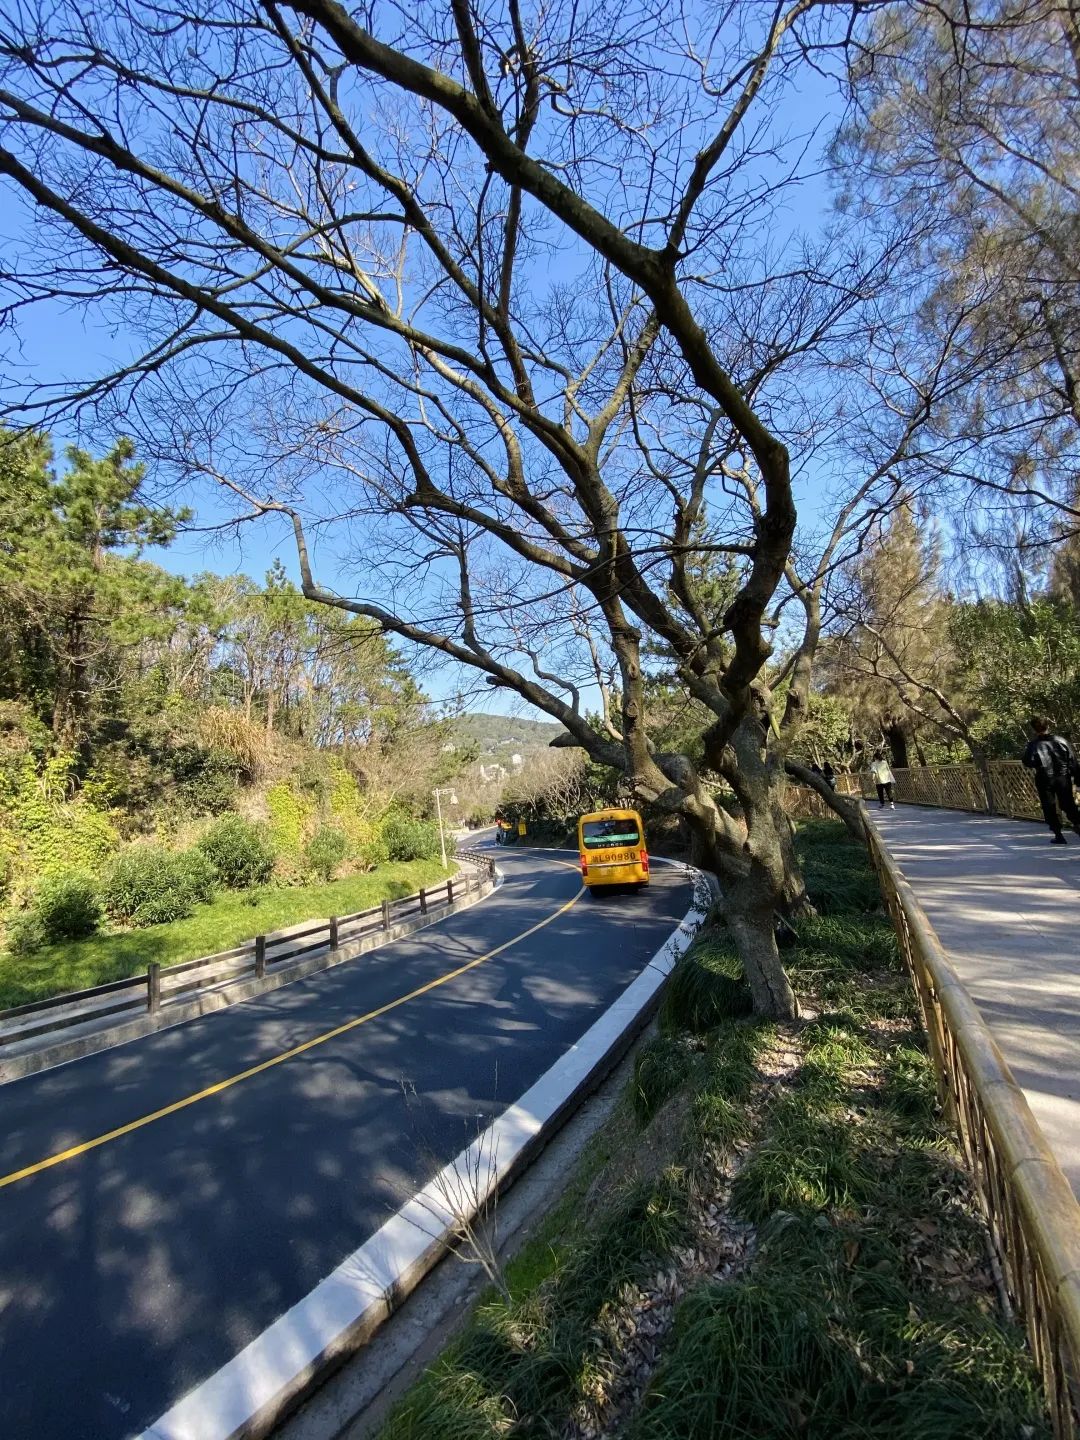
[382,1168,693,1440]
[687,1019,770,1152]
[660,933,752,1033]
[883,1043,940,1132]
[633,1035,697,1124]
[731,1093,878,1221]
[796,820,886,916]
[631,1216,1047,1440]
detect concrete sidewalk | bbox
[871,804,1080,1194]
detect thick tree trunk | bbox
[884,719,909,769]
[725,875,798,1019]
[686,765,800,1021]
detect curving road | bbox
[0,843,692,1440]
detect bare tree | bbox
[0,0,908,1016]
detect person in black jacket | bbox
[1022,716,1080,844]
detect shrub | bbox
[33,872,103,942]
[103,846,211,927]
[7,911,47,955]
[197,814,276,888]
[179,764,236,816]
[381,810,443,863]
[305,825,348,881]
[356,831,389,871]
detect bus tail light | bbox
[640,851,650,874]
[579,853,588,877]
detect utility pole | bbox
[433,786,455,870]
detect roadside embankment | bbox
[374,821,1049,1440]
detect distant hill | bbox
[448,712,566,757]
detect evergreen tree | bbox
[0,434,187,765]
[825,503,962,766]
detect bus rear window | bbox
[581,819,641,850]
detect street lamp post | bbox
[433,786,455,870]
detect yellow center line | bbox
[0,883,585,1192]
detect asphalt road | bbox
[0,844,692,1440]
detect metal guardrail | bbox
[0,854,497,1050]
[865,824,1080,1437]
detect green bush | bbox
[33,872,103,942]
[103,845,212,927]
[178,763,237,816]
[197,815,276,888]
[306,825,347,881]
[381,810,444,863]
[173,848,217,905]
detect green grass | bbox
[380,1166,694,1440]
[0,858,450,1009]
[628,1223,1046,1440]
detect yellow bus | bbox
[577,807,650,892]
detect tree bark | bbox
[686,722,802,1021]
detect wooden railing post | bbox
[329,915,339,951]
[382,898,392,930]
[447,878,455,904]
[419,887,428,915]
[147,963,161,1014]
[255,935,266,980]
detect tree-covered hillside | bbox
[0,431,463,971]
[448,713,565,757]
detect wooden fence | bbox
[0,852,497,1053]
[866,826,1080,1437]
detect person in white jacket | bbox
[870,757,896,809]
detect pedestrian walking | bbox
[1022,716,1080,845]
[870,756,896,809]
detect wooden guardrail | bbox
[0,853,497,1052]
[856,758,1044,820]
[787,760,1044,823]
[866,825,1080,1437]
[784,773,862,819]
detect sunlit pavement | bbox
[0,844,691,1440]
[871,805,1080,1195]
